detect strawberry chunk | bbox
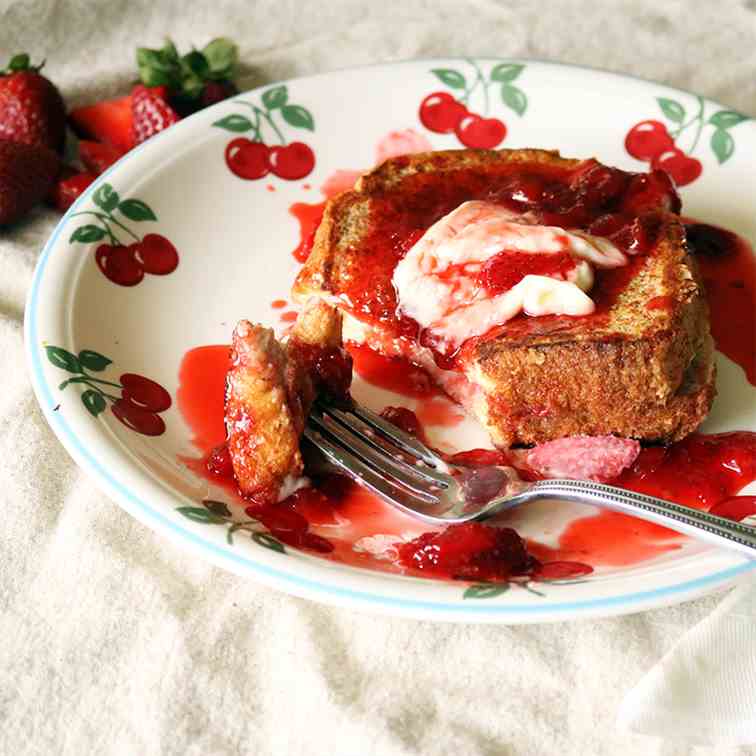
[78,140,126,175]
[50,170,96,212]
[69,95,135,151]
[131,84,179,145]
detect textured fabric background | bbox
[1,1,755,754]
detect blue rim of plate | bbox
[25,58,756,618]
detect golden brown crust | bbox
[225,321,308,502]
[293,148,714,446]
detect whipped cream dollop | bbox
[392,201,627,351]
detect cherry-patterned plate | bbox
[25,60,756,623]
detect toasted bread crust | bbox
[294,148,714,446]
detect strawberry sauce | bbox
[685,221,756,385]
[177,345,756,576]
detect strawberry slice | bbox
[69,95,135,151]
[131,84,179,145]
[78,140,126,175]
[50,169,96,212]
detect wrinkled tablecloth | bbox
[2,1,755,754]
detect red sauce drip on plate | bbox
[177,346,756,576]
[685,221,756,385]
[530,432,756,567]
[348,342,440,398]
[289,201,325,262]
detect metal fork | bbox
[303,396,756,558]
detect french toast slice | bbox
[225,300,351,502]
[293,148,715,446]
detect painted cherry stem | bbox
[70,210,141,245]
[462,58,490,115]
[235,101,286,145]
[669,95,706,154]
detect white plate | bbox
[25,59,756,623]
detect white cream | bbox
[392,201,626,351]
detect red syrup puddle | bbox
[177,345,756,578]
[280,311,298,323]
[684,220,756,385]
[270,299,287,309]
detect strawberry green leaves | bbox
[136,37,238,100]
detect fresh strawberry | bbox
[200,79,238,108]
[0,54,66,152]
[131,84,179,144]
[0,138,60,225]
[69,94,134,151]
[50,169,95,212]
[78,140,126,175]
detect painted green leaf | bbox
[490,63,524,83]
[262,85,288,110]
[118,199,157,222]
[70,225,106,244]
[93,183,119,213]
[708,110,747,130]
[657,97,686,124]
[252,531,285,553]
[501,84,527,116]
[463,582,510,599]
[203,499,232,517]
[711,128,734,164]
[81,389,106,417]
[431,68,467,90]
[213,113,254,132]
[45,345,81,373]
[280,104,314,131]
[176,506,227,524]
[77,349,111,372]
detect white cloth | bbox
[1,1,756,754]
[618,577,756,746]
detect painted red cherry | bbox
[225,138,270,179]
[268,142,315,180]
[418,92,468,133]
[95,243,144,286]
[652,148,702,187]
[454,114,507,149]
[624,120,674,161]
[120,373,172,412]
[135,233,179,275]
[111,397,165,436]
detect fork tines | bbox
[304,397,453,516]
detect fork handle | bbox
[526,479,756,558]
